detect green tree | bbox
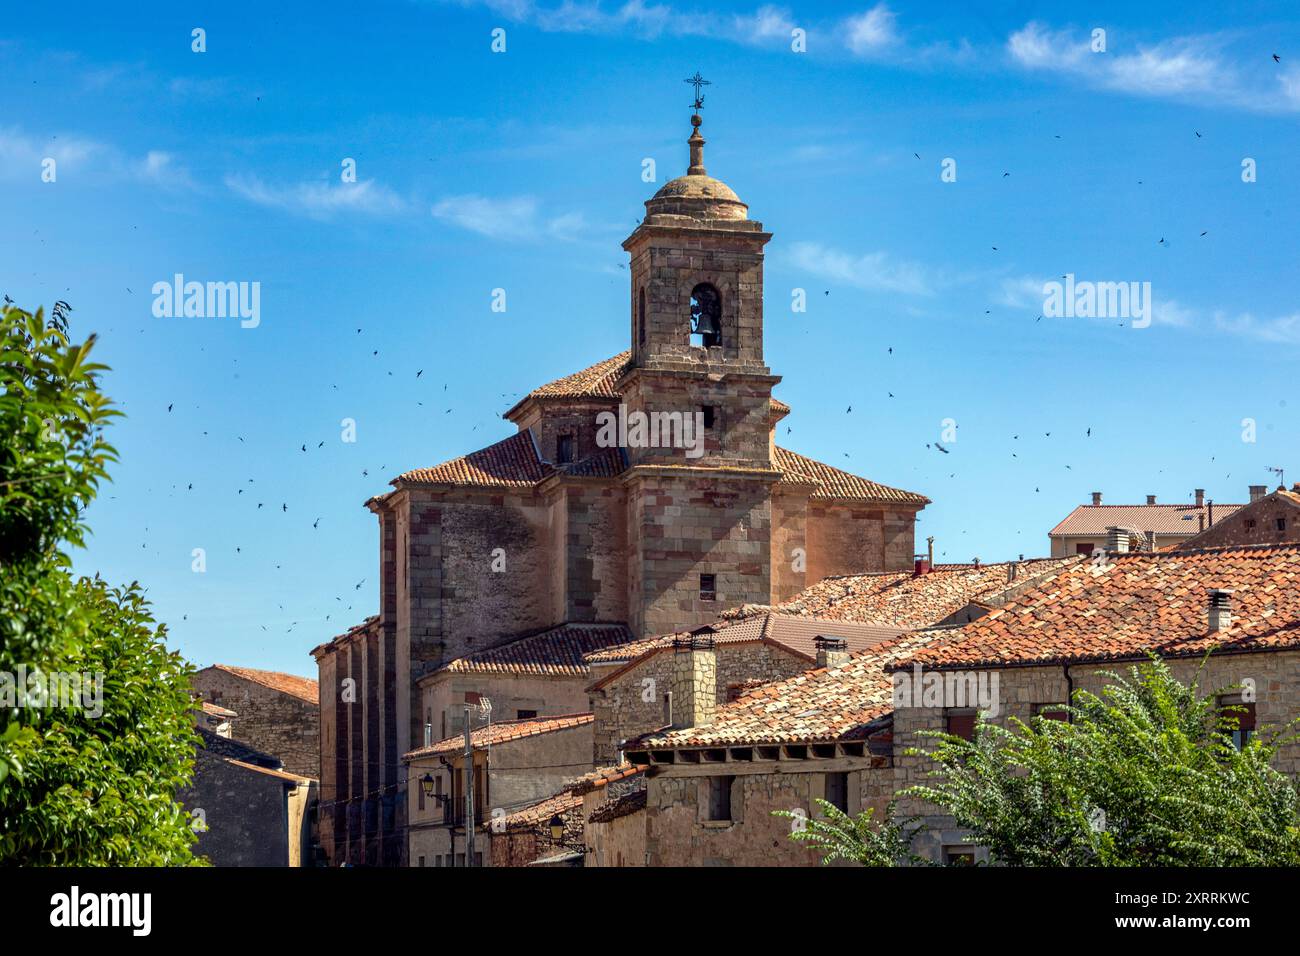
[782,657,1300,866]
[0,301,201,864]
[907,657,1300,866]
[773,800,925,866]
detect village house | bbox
[191,664,320,778]
[312,102,929,865]
[182,724,318,867]
[888,540,1300,864]
[1174,483,1300,549]
[403,713,594,867]
[1049,490,1244,555]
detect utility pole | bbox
[463,704,475,867]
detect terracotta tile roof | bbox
[583,636,670,665]
[628,630,952,750]
[395,431,548,489]
[588,612,904,692]
[1049,503,1244,537]
[773,446,928,505]
[741,558,1079,629]
[199,700,237,718]
[490,790,584,832]
[209,665,319,705]
[404,713,594,760]
[437,623,634,678]
[561,763,645,795]
[588,788,646,824]
[897,543,1300,671]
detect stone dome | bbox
[643,116,749,222]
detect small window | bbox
[1074,542,1095,555]
[701,405,715,429]
[1277,518,1287,532]
[1245,519,1257,530]
[516,709,538,720]
[945,709,977,741]
[699,573,716,602]
[434,856,443,867]
[1034,703,1068,722]
[824,772,849,813]
[418,855,426,867]
[418,780,425,812]
[708,775,734,821]
[943,846,977,867]
[1219,695,1256,750]
[556,434,575,464]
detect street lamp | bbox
[420,773,435,798]
[548,814,565,843]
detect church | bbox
[311,103,929,866]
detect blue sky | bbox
[4,1,1298,677]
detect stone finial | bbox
[688,114,706,176]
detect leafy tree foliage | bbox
[0,302,201,864]
[773,800,925,866]
[908,658,1300,866]
[783,658,1300,866]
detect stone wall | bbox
[589,642,810,764]
[1176,497,1300,549]
[181,750,298,867]
[642,760,892,866]
[421,671,591,743]
[191,668,319,778]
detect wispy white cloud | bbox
[1006,22,1298,112]
[0,128,197,188]
[1214,310,1300,344]
[431,193,586,241]
[842,4,898,57]
[789,240,933,295]
[226,174,408,218]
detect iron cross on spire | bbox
[684,71,711,111]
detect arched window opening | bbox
[638,287,647,348]
[689,283,721,349]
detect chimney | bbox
[1007,560,1019,583]
[670,634,716,728]
[1105,526,1130,553]
[1250,485,1267,503]
[814,635,850,670]
[1146,495,1156,505]
[913,555,930,576]
[1091,491,1103,506]
[1208,589,1233,632]
[1208,500,1214,527]
[1194,488,1205,507]
[927,535,934,568]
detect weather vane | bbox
[684,71,711,111]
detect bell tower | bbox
[618,80,782,636]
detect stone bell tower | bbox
[618,85,782,636]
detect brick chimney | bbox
[1194,488,1205,507]
[1146,494,1157,505]
[670,634,716,728]
[1208,589,1233,632]
[913,555,930,576]
[814,635,850,670]
[1007,560,1019,583]
[1105,526,1130,553]
[1091,491,1103,506]
[1250,485,1267,503]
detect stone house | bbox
[1174,484,1300,550]
[192,664,320,778]
[621,631,948,866]
[888,540,1300,864]
[312,105,929,865]
[403,713,594,867]
[585,612,905,765]
[182,727,317,867]
[1049,490,1244,555]
[417,622,632,744]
